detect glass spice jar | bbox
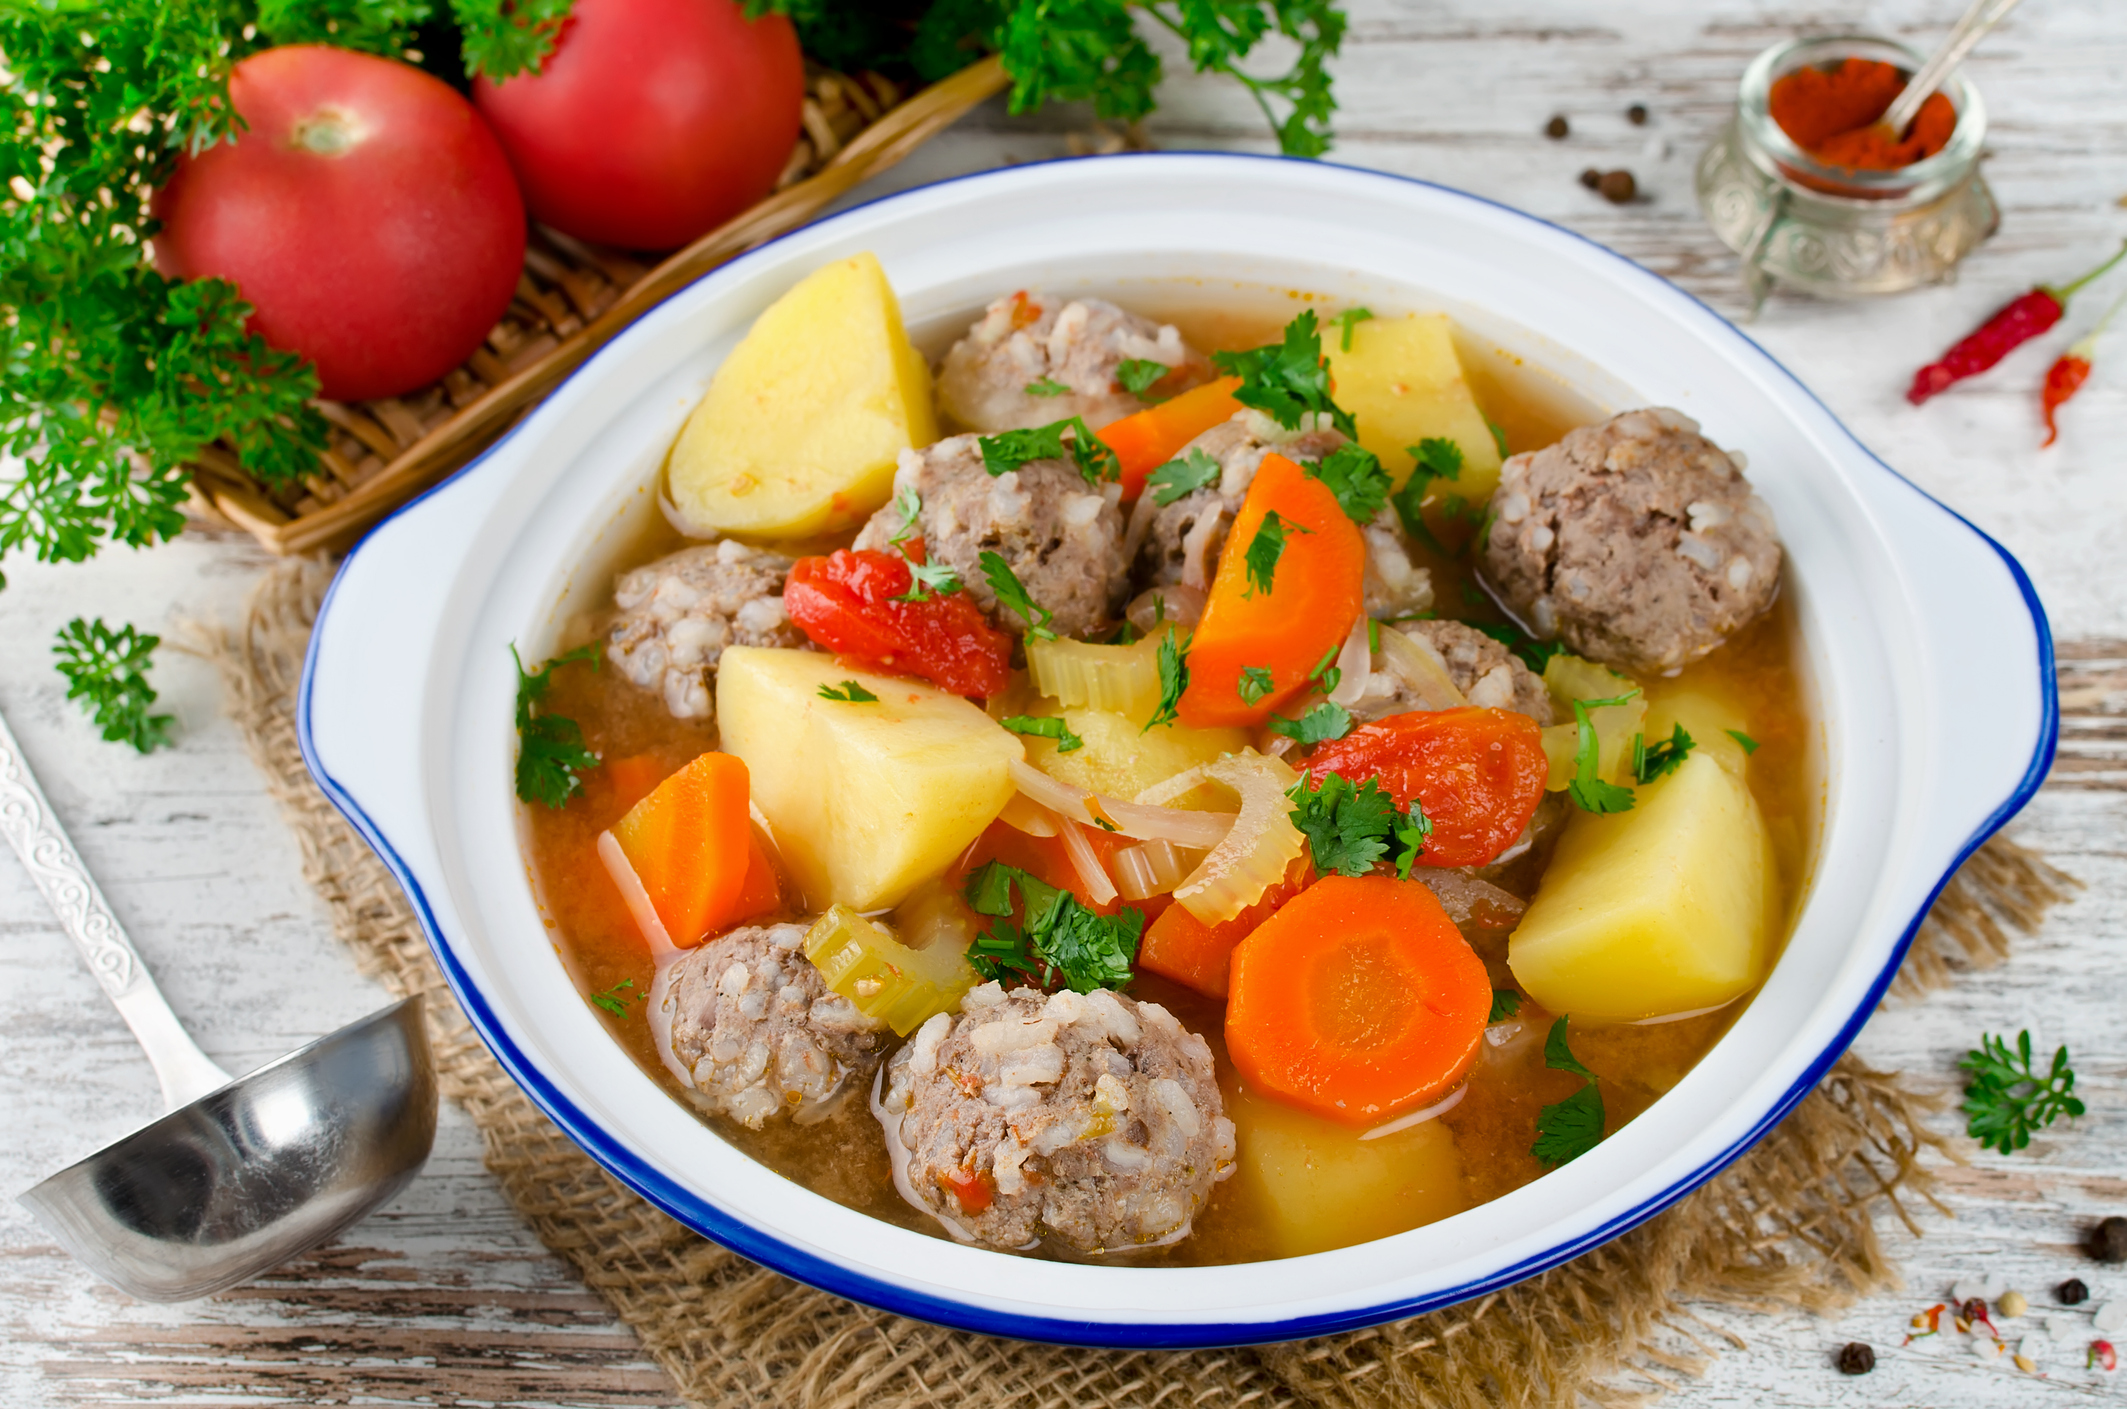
[1696,34,1998,312]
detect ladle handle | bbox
[0,709,232,1110]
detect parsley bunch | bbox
[1531,1016,1605,1168]
[1960,1030,2083,1154]
[512,643,602,808]
[1212,309,1355,436]
[964,861,1144,993]
[1286,771,1428,879]
[52,617,174,753]
[977,416,1120,486]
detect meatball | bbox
[1350,620,1554,725]
[651,922,886,1130]
[852,434,1128,639]
[937,291,1211,434]
[1128,414,1348,592]
[1480,408,1781,674]
[877,983,1236,1255]
[607,540,808,721]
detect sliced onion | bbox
[1374,623,1468,711]
[1133,762,1213,807]
[1127,584,1205,633]
[1173,753,1304,925]
[1112,838,1202,902]
[1054,815,1119,906]
[1328,614,1371,709]
[1092,797,1235,849]
[597,830,679,960]
[1357,1084,1467,1141]
[997,792,1060,837]
[1026,635,1162,717]
[1121,487,1163,565]
[1009,756,1095,825]
[1179,502,1226,590]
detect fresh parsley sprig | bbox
[888,485,923,546]
[1025,376,1070,398]
[818,679,881,703]
[590,978,638,1017]
[893,557,963,603]
[1000,714,1085,752]
[1961,1030,2084,1153]
[1237,665,1275,706]
[963,861,1143,993]
[1308,643,1342,695]
[1304,443,1391,525]
[512,643,602,808]
[1116,358,1169,397]
[1286,770,1426,878]
[977,416,1119,486]
[977,550,1055,639]
[1566,692,1639,814]
[53,618,174,753]
[1331,306,1372,351]
[1727,728,1761,755]
[1211,309,1355,437]
[1243,510,1310,597]
[1531,1016,1606,1168]
[1144,626,1190,732]
[1145,447,1223,506]
[1487,989,1522,1024]
[1390,437,1464,547]
[1632,724,1694,784]
[1267,700,1355,747]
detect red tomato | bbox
[1305,707,1550,868]
[782,549,1014,698]
[472,0,804,251]
[152,46,525,403]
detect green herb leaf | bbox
[1237,665,1276,706]
[977,415,1119,485]
[1332,306,1373,352]
[1486,417,1510,459]
[513,643,602,808]
[1000,714,1086,752]
[52,618,173,753]
[1116,358,1169,396]
[1267,701,1354,746]
[1389,437,1464,544]
[1726,728,1761,755]
[1146,447,1223,506]
[1566,693,1639,814]
[1286,771,1408,878]
[1368,618,1380,654]
[450,0,573,79]
[1960,1030,2084,1153]
[818,679,882,703]
[1244,510,1311,597]
[1543,1014,1598,1080]
[1472,620,1568,674]
[1307,643,1342,696]
[1304,443,1392,524]
[1531,1016,1605,1167]
[1211,310,1356,436]
[962,861,1142,992]
[1632,724,1694,784]
[1144,627,1190,732]
[892,557,963,603]
[1487,989,1521,1024]
[889,485,924,546]
[977,550,1056,640]
[1391,799,1432,878]
[590,978,638,1017]
[1025,376,1071,397]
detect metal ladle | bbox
[1879,0,2026,138]
[1,707,437,1302]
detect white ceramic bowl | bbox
[302,153,2055,1347]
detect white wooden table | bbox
[5,2,2125,1402]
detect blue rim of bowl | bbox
[299,150,2058,1349]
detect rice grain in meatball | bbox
[937,291,1211,434]
[652,922,886,1130]
[607,540,808,721]
[877,983,1236,1255]
[1480,408,1780,674]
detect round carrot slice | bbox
[1305,707,1549,868]
[1227,873,1490,1126]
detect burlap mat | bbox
[198,556,2078,1409]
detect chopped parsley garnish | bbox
[1025,376,1071,397]
[590,979,638,1017]
[1368,618,1381,653]
[1268,701,1355,747]
[1105,619,1144,646]
[1210,309,1357,438]
[53,618,173,754]
[888,485,923,546]
[1472,620,1568,674]
[1237,665,1276,706]
[1566,692,1640,814]
[1145,447,1223,506]
[1331,306,1373,352]
[977,551,1056,640]
[1531,1017,1606,1168]
[1390,437,1464,546]
[512,643,603,809]
[1960,1030,2084,1153]
[963,862,1143,993]
[1486,418,1510,459]
[977,416,1119,486]
[892,557,962,603]
[1286,771,1427,878]
[1307,643,1342,695]
[1487,989,1522,1024]
[1244,510,1311,597]
[817,679,881,703]
[1632,724,1694,784]
[1116,358,1170,397]
[1144,627,1190,733]
[1727,729,1761,755]
[1304,443,1392,524]
[1000,714,1085,752]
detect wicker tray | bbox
[190,56,1008,556]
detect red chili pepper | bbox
[2092,1339,2117,1373]
[783,548,1013,698]
[1908,241,2127,405]
[2040,288,2127,447]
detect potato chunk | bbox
[1015,702,1249,807]
[716,648,1021,911]
[667,252,936,539]
[1326,312,1503,502]
[1508,744,1774,1022]
[1228,1085,1468,1258]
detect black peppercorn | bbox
[1597,169,1637,204]
[1579,168,1602,190]
[1627,104,1649,126]
[1836,1342,1875,1375]
[2059,1277,2090,1305]
[2089,1216,2127,1263]
[1545,114,1570,139]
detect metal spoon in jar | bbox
[1,707,436,1302]
[1879,0,2025,139]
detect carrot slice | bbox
[604,754,670,817]
[1304,707,1551,867]
[1227,873,1490,1126]
[1100,376,1244,501]
[606,751,752,948]
[727,832,783,927]
[1139,860,1311,998]
[1178,452,1365,728]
